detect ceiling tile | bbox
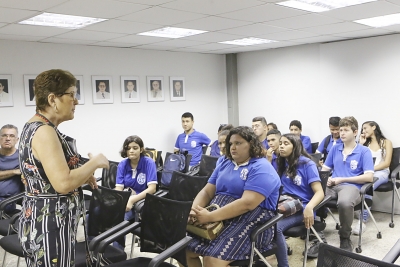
[303,22,370,35]
[84,19,162,34]
[333,28,394,38]
[187,43,237,50]
[107,34,167,45]
[219,3,308,23]
[113,0,176,5]
[131,44,172,51]
[160,0,264,16]
[0,33,44,41]
[258,30,319,40]
[323,1,400,21]
[47,0,151,19]
[182,32,243,42]
[265,13,343,30]
[149,39,207,47]
[386,0,400,5]
[0,24,71,36]
[118,6,207,25]
[168,46,211,53]
[219,23,287,36]
[55,29,126,41]
[0,0,69,11]
[293,35,346,44]
[39,37,95,45]
[379,24,400,32]
[0,7,40,23]
[89,41,134,48]
[174,16,252,31]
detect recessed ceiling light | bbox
[19,12,107,29]
[219,37,277,46]
[138,27,207,38]
[355,13,400,27]
[277,0,377,13]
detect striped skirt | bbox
[187,194,275,261]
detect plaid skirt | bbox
[187,194,275,261]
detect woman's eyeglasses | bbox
[58,91,77,99]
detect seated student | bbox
[289,120,312,154]
[353,121,393,233]
[267,122,278,131]
[252,116,269,149]
[321,116,374,251]
[266,129,281,172]
[115,135,157,222]
[316,116,342,161]
[275,134,324,267]
[215,126,234,165]
[210,124,233,157]
[186,126,281,267]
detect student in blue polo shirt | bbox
[275,134,324,267]
[252,116,269,149]
[210,124,233,157]
[316,116,342,161]
[266,129,281,172]
[115,135,157,221]
[289,120,312,154]
[322,116,374,252]
[174,112,211,168]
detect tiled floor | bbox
[1,210,400,267]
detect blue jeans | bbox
[275,211,304,267]
[0,197,17,214]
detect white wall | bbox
[0,40,227,164]
[237,34,400,148]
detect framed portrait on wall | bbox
[0,75,13,107]
[92,76,113,104]
[147,76,164,102]
[121,76,140,103]
[24,75,37,106]
[170,77,185,101]
[74,75,85,105]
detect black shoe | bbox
[306,240,324,258]
[339,237,353,252]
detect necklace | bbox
[35,113,55,127]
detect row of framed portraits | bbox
[0,75,186,107]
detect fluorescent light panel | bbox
[219,37,277,46]
[355,13,400,27]
[138,27,207,38]
[19,13,107,29]
[277,0,377,12]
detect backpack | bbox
[322,135,331,161]
[161,153,186,188]
[144,147,158,162]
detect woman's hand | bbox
[88,152,109,169]
[359,134,366,145]
[85,175,98,190]
[125,196,139,212]
[191,205,212,225]
[303,205,314,229]
[328,177,342,187]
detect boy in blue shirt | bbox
[316,116,343,161]
[289,120,312,154]
[322,116,374,252]
[174,112,211,168]
[266,129,281,172]
[252,116,269,149]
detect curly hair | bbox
[120,135,145,158]
[34,69,77,112]
[225,126,265,160]
[277,133,312,179]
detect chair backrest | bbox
[389,147,400,177]
[168,171,209,201]
[319,170,331,194]
[156,150,163,168]
[87,186,131,239]
[310,153,322,166]
[102,160,119,189]
[311,142,319,153]
[198,154,219,177]
[317,243,398,267]
[202,145,207,154]
[140,193,192,266]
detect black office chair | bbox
[95,193,193,267]
[310,153,322,166]
[375,147,400,228]
[187,154,219,177]
[311,142,319,154]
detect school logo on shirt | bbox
[293,175,302,186]
[350,160,358,170]
[191,141,197,148]
[137,173,146,185]
[240,168,248,181]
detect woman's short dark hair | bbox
[34,69,76,112]
[225,126,265,160]
[120,135,145,158]
[277,133,311,179]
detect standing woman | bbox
[18,69,109,267]
[275,134,324,267]
[115,135,157,221]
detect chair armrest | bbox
[96,222,141,254]
[88,221,131,252]
[382,239,400,263]
[148,236,193,267]
[390,164,400,180]
[359,178,377,195]
[314,195,332,211]
[9,212,20,224]
[250,213,284,242]
[0,192,24,210]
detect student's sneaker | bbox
[305,231,327,258]
[352,220,367,235]
[339,237,353,252]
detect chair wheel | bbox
[389,222,395,228]
[356,247,362,253]
[287,247,293,255]
[336,223,340,230]
[377,232,382,239]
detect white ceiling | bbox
[0,0,399,54]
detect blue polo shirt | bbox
[175,130,211,166]
[300,135,312,154]
[0,150,22,197]
[261,139,270,150]
[116,156,157,194]
[317,135,343,155]
[271,152,278,173]
[209,140,220,157]
[281,156,320,206]
[208,157,280,211]
[323,143,374,189]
